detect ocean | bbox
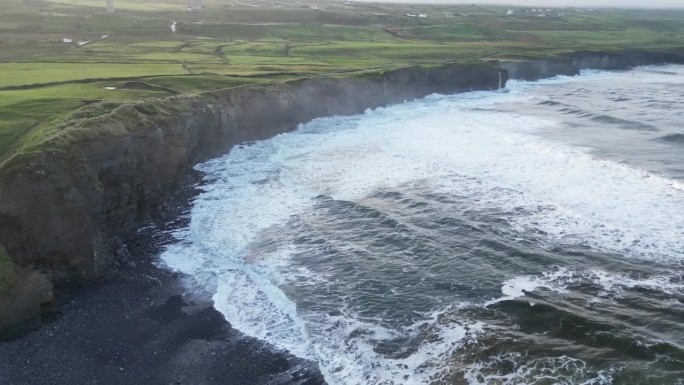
[160,65,684,385]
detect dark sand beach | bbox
[0,206,324,385]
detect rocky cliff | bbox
[0,62,506,334]
[497,49,684,81]
[497,58,579,81]
[3,47,683,336]
[0,243,52,339]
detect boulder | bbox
[0,244,53,340]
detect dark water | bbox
[161,65,684,384]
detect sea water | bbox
[161,65,684,384]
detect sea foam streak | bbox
[160,70,684,384]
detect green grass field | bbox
[1,0,683,161]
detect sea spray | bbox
[161,65,684,385]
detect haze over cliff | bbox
[358,0,684,8]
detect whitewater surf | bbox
[161,65,684,385]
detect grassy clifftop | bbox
[1,0,684,163]
[2,61,491,168]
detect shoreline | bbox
[0,176,326,384]
[1,50,684,384]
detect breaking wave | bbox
[160,66,684,384]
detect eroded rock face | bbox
[570,50,684,70]
[0,51,681,336]
[497,50,684,82]
[0,261,53,339]
[0,63,505,288]
[1,244,53,338]
[497,59,579,81]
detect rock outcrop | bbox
[497,58,579,81]
[0,244,53,339]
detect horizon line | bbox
[351,0,684,10]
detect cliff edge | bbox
[496,49,684,81]
[0,62,506,335]
[2,47,683,337]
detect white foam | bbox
[463,353,617,385]
[300,308,483,385]
[159,67,684,384]
[487,267,683,307]
[485,268,573,307]
[212,268,314,359]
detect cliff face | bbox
[497,49,684,81]
[2,48,682,335]
[4,51,681,282]
[570,50,684,70]
[0,62,505,296]
[0,244,52,339]
[497,58,579,81]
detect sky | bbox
[356,0,684,8]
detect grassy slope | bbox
[0,0,683,161]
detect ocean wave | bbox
[159,65,684,385]
[486,267,684,307]
[589,114,659,131]
[463,353,617,385]
[655,133,684,144]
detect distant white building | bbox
[62,38,73,43]
[506,10,514,15]
[446,12,455,18]
[311,5,319,10]
[406,12,417,17]
[418,13,427,18]
[186,0,202,11]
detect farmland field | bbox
[1,0,683,161]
